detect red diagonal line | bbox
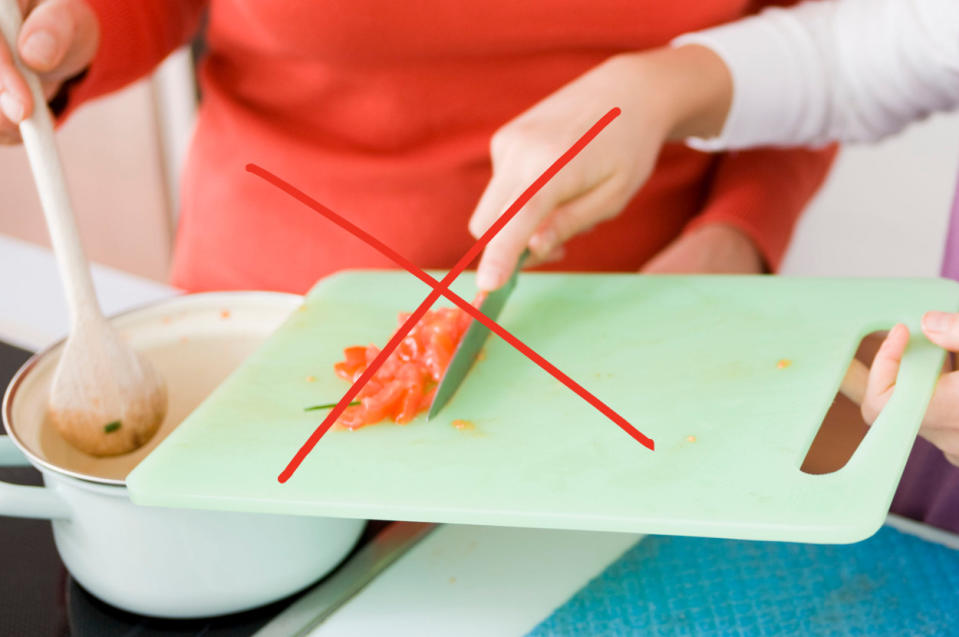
[246,168,654,451]
[248,106,652,483]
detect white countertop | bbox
[0,233,640,636]
[0,236,176,351]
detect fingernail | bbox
[21,30,57,68]
[923,311,952,333]
[0,92,24,124]
[882,324,907,349]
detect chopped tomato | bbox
[343,346,366,368]
[329,305,474,429]
[424,331,455,382]
[337,404,367,429]
[333,361,353,381]
[360,381,406,424]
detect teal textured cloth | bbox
[528,525,959,636]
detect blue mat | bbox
[527,526,959,636]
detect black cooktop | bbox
[0,341,375,636]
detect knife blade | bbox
[427,249,530,420]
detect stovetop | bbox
[0,340,378,636]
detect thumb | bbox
[19,0,98,77]
[4,0,98,119]
[0,0,100,124]
[921,311,959,351]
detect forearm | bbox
[612,45,733,143]
[684,144,838,271]
[671,0,959,150]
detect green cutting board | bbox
[127,273,959,543]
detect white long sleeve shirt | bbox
[674,0,959,150]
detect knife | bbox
[427,249,530,420]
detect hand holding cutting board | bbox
[862,315,959,466]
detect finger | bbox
[527,175,625,258]
[861,324,909,424]
[18,0,97,81]
[474,183,557,291]
[524,244,566,268]
[0,119,21,142]
[468,170,517,240]
[0,35,30,123]
[921,311,959,351]
[0,57,60,130]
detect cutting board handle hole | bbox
[800,330,891,475]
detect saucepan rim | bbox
[1,291,302,488]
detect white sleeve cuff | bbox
[671,8,830,151]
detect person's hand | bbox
[862,314,959,465]
[468,44,733,291]
[640,224,765,274]
[0,0,98,143]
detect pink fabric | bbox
[940,178,959,281]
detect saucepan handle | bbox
[0,436,70,519]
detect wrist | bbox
[615,45,733,143]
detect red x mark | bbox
[248,107,654,484]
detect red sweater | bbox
[67,0,835,293]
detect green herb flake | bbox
[104,420,122,434]
[304,401,360,412]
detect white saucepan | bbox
[0,292,365,618]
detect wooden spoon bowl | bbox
[0,0,168,456]
[48,317,167,456]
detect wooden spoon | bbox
[0,1,167,456]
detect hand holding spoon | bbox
[0,0,167,456]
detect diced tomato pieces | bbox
[360,381,405,424]
[424,331,455,381]
[456,310,472,336]
[393,363,425,423]
[359,378,383,396]
[396,335,420,362]
[338,404,367,430]
[343,346,366,367]
[334,345,369,380]
[328,306,472,429]
[394,387,422,424]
